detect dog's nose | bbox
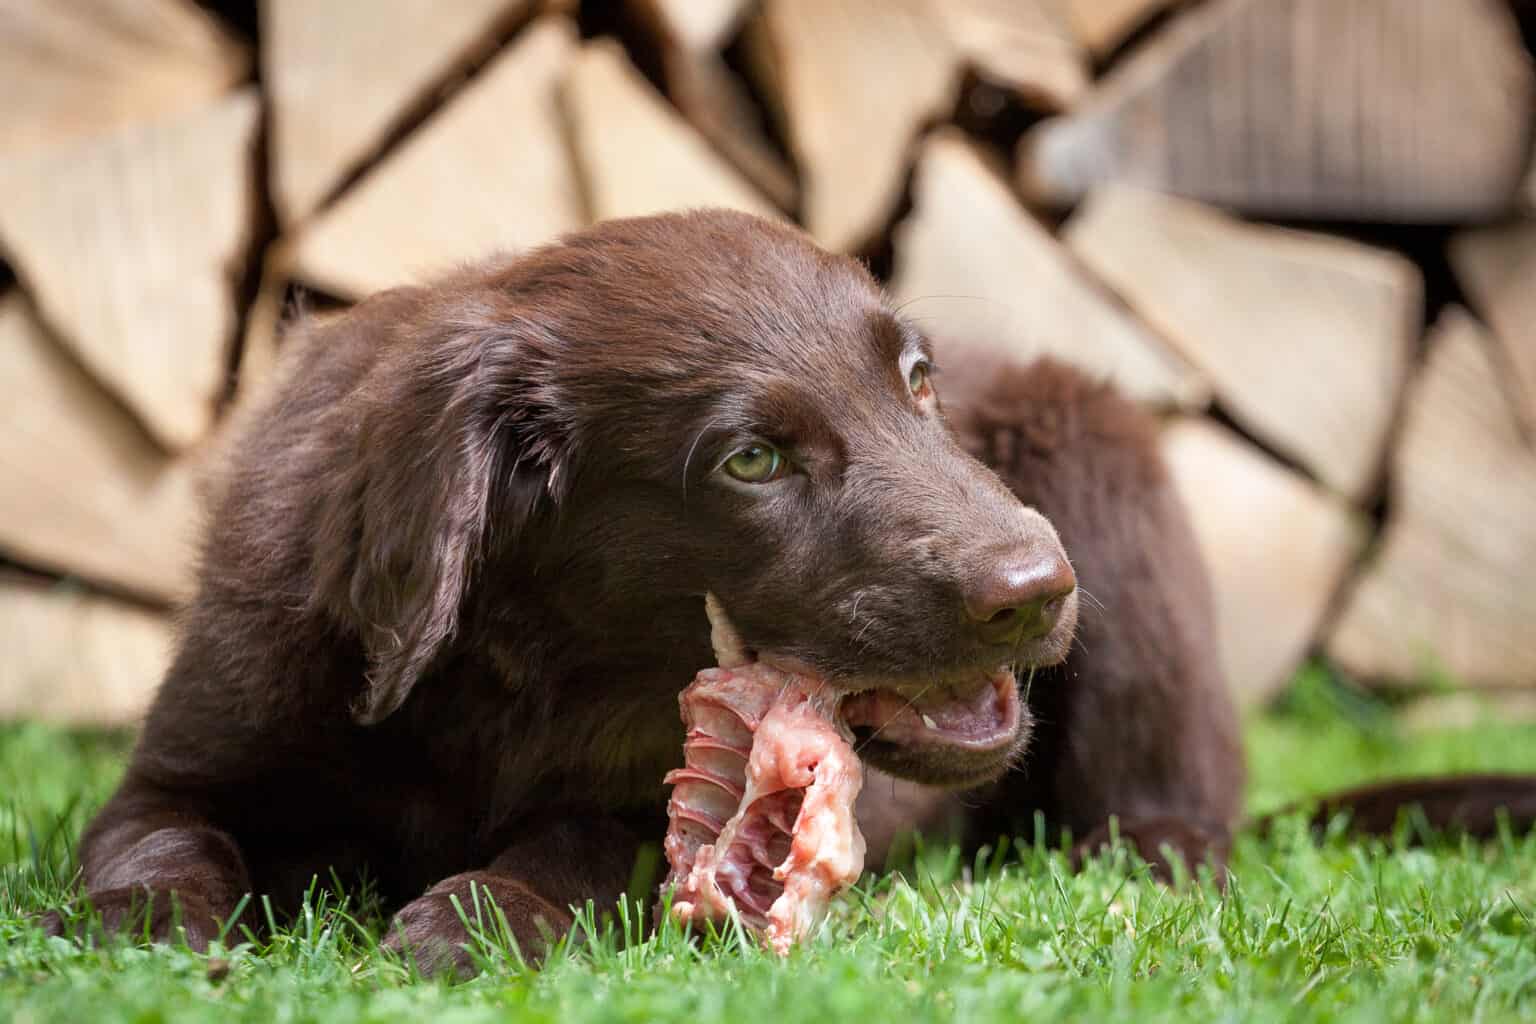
[963,546,1077,646]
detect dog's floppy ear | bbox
[310,291,562,725]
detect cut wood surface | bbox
[1062,0,1180,56]
[1449,220,1536,436]
[888,134,1206,408]
[1164,418,1365,706]
[756,0,957,252]
[564,40,779,223]
[934,0,1087,110]
[0,295,198,604]
[293,17,582,299]
[0,579,172,726]
[1329,308,1536,688]
[1020,0,1536,220]
[661,48,799,212]
[0,0,248,157]
[0,89,259,452]
[1066,186,1420,501]
[633,0,753,52]
[264,0,533,224]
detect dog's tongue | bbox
[839,672,1019,749]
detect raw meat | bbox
[662,598,866,954]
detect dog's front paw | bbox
[44,885,228,951]
[383,871,573,977]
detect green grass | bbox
[5,675,1536,1023]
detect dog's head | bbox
[313,210,1077,787]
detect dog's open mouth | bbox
[706,593,1025,773]
[663,594,1025,954]
[837,671,1020,752]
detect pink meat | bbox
[663,663,866,955]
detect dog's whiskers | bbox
[1076,586,1107,617]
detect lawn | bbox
[4,675,1536,1023]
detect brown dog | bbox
[66,208,1458,971]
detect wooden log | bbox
[0,0,248,157]
[263,0,534,225]
[1019,0,1536,220]
[0,294,198,604]
[1065,186,1421,501]
[1164,418,1366,706]
[0,89,260,452]
[934,0,1087,111]
[0,578,172,726]
[754,0,957,252]
[1329,308,1536,689]
[888,133,1206,408]
[293,17,582,300]
[563,40,779,223]
[1449,220,1536,436]
[1062,0,1180,57]
[631,0,794,209]
[655,45,799,211]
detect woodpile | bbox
[2,0,1534,724]
[1065,187,1421,502]
[1328,309,1536,690]
[1019,0,1535,220]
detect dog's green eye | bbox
[908,361,932,397]
[724,444,786,483]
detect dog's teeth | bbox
[921,714,938,729]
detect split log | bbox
[753,0,957,252]
[632,0,794,208]
[1164,418,1366,706]
[0,0,248,157]
[564,40,779,223]
[1020,0,1536,220]
[654,46,798,211]
[933,0,1086,110]
[888,134,1206,408]
[1065,186,1420,501]
[1329,308,1536,689]
[0,579,172,726]
[0,294,198,604]
[1061,0,1180,57]
[0,89,260,452]
[264,0,534,225]
[1449,220,1536,436]
[751,0,1089,251]
[293,17,582,300]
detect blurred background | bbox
[1,0,1534,743]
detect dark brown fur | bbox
[57,210,1532,972]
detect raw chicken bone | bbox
[661,596,866,955]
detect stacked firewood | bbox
[2,0,1534,724]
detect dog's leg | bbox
[946,357,1245,878]
[57,777,253,949]
[383,811,646,976]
